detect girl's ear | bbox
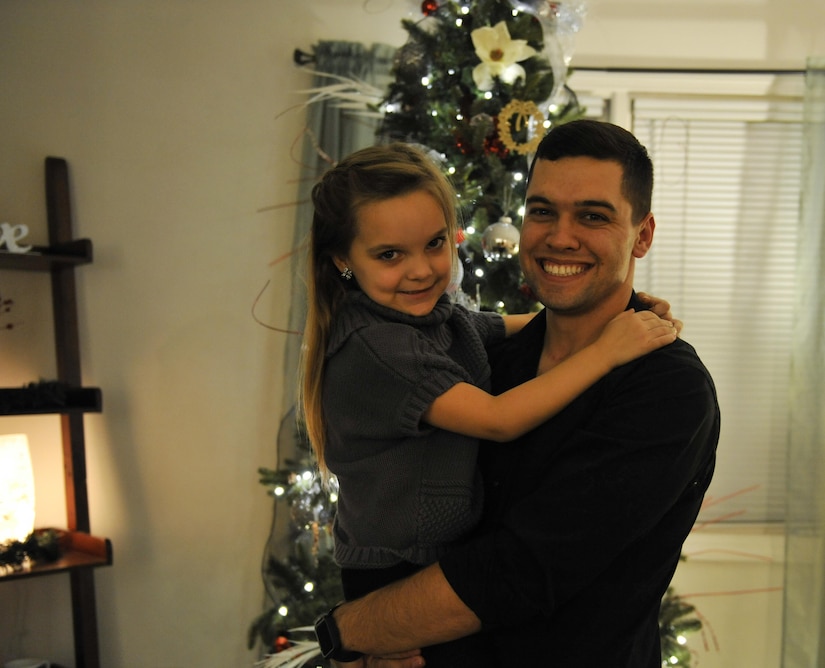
[332,256,349,273]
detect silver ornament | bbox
[482,217,520,261]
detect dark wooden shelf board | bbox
[0,239,93,271]
[0,529,113,583]
[0,387,103,415]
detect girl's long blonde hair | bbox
[299,142,459,476]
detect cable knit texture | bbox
[324,291,505,568]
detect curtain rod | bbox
[292,48,804,75]
[574,66,805,75]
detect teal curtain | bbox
[278,40,396,457]
[782,56,825,668]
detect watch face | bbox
[314,611,363,662]
[315,615,335,658]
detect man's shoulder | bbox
[647,337,715,382]
[611,337,720,417]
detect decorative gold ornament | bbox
[497,99,545,155]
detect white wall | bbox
[0,1,822,667]
[574,0,825,70]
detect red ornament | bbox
[421,0,439,16]
[483,118,510,158]
[456,229,466,245]
[519,282,538,301]
[274,636,292,653]
[483,134,509,158]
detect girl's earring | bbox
[340,267,354,281]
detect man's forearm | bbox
[334,562,482,655]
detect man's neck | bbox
[538,289,633,374]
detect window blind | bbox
[632,96,803,524]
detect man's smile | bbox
[540,261,589,277]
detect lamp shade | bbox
[0,434,36,543]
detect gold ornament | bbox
[497,99,545,155]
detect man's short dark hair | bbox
[529,119,654,223]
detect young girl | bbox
[301,143,675,665]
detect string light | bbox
[278,606,288,616]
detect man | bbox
[314,119,720,667]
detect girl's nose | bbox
[407,254,434,279]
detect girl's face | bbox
[336,189,454,317]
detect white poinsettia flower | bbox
[471,21,537,91]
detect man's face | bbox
[520,156,654,316]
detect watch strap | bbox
[314,602,364,662]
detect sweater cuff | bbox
[398,369,465,435]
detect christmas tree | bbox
[378,0,586,313]
[248,415,342,657]
[660,585,703,666]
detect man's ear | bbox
[633,214,655,259]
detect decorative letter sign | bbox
[0,222,33,253]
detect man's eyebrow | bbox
[525,195,617,212]
[525,195,552,206]
[577,199,617,212]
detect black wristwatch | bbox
[314,603,364,662]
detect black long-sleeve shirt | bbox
[440,294,720,666]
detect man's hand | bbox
[637,292,683,335]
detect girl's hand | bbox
[597,309,678,368]
[636,292,683,335]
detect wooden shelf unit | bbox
[0,157,111,668]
